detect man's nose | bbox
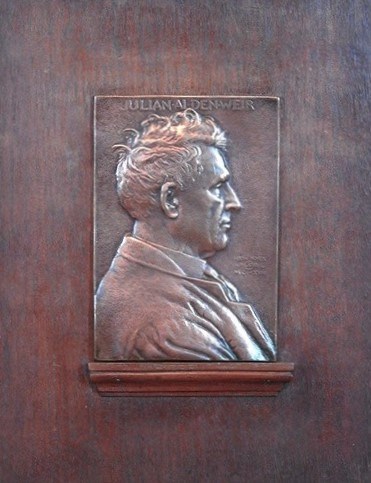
[225,184,242,211]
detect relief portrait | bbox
[95,106,277,361]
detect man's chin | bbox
[199,234,229,258]
[213,234,229,252]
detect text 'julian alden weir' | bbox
[121,98,255,111]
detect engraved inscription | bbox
[120,97,255,111]
[234,256,268,277]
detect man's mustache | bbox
[220,215,231,226]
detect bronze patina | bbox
[94,97,279,361]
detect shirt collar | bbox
[119,234,207,279]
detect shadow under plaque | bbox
[89,96,294,396]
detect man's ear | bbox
[160,182,179,219]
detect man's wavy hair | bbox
[114,109,227,219]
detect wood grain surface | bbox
[0,1,369,481]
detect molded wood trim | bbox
[88,362,294,397]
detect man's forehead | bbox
[200,145,230,176]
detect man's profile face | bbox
[174,145,241,258]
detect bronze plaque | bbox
[94,96,279,361]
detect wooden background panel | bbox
[0,1,369,482]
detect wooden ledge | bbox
[88,362,294,397]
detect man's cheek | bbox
[209,201,224,218]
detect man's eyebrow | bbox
[218,172,230,182]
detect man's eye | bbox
[213,183,222,189]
